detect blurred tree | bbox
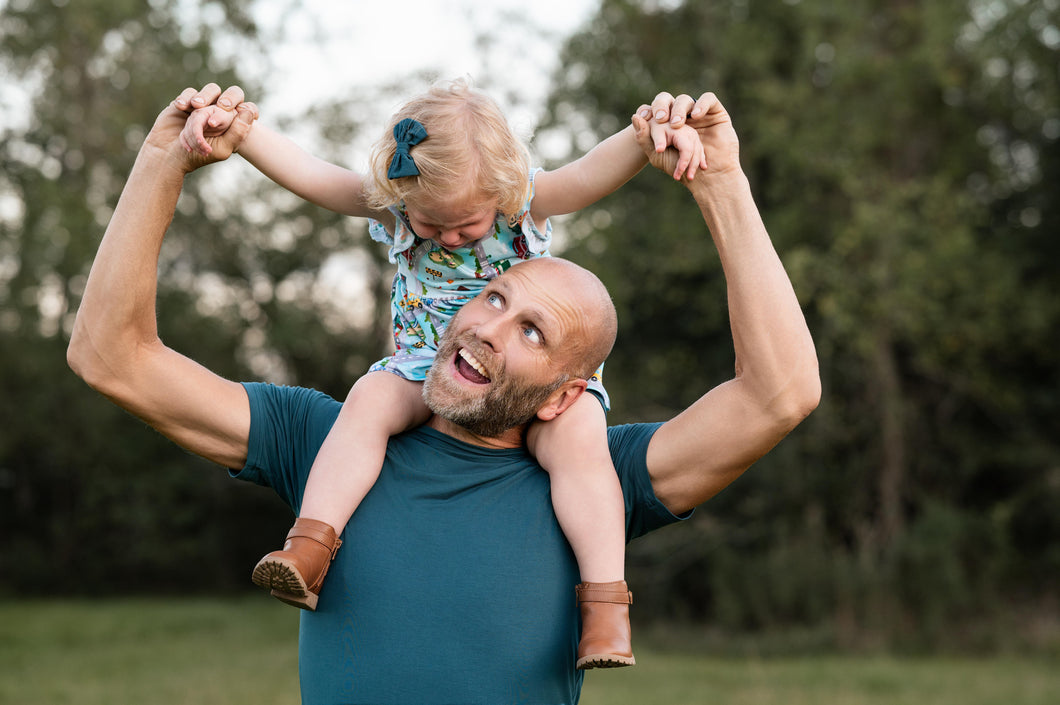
[539,0,1058,647]
[0,0,391,594]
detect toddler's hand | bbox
[632,112,708,181]
[179,105,239,156]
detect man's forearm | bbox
[68,92,258,470]
[646,170,819,514]
[68,144,185,385]
[689,170,819,419]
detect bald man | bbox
[68,85,819,705]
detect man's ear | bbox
[536,379,589,422]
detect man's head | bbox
[422,258,617,442]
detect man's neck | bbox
[425,415,526,450]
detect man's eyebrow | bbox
[492,277,558,339]
[484,278,508,296]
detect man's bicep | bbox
[645,380,792,515]
[115,343,252,470]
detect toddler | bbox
[179,78,704,669]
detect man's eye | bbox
[522,326,541,344]
[486,293,503,308]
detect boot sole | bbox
[576,654,636,670]
[252,556,318,610]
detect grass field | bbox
[2,597,1057,704]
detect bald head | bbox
[422,256,618,441]
[504,258,617,380]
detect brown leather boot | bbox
[575,580,635,669]
[251,518,342,611]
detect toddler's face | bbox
[405,198,498,250]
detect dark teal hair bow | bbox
[387,118,428,179]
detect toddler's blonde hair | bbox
[366,78,531,221]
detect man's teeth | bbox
[458,348,491,380]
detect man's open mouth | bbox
[457,348,491,384]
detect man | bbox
[67,85,819,704]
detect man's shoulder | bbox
[244,381,339,409]
[243,382,342,437]
[607,421,665,455]
[607,421,690,539]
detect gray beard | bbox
[422,351,567,438]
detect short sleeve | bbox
[518,167,551,255]
[607,422,693,541]
[368,205,418,263]
[232,383,342,513]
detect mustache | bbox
[446,332,501,379]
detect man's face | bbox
[422,266,584,438]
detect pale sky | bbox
[0,0,601,156]
[250,0,600,140]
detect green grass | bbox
[579,649,1060,705]
[2,598,1057,704]
[0,596,300,705]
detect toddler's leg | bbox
[301,372,428,530]
[252,372,429,610]
[528,393,634,669]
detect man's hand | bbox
[178,104,240,156]
[633,92,741,182]
[635,119,708,181]
[173,83,247,157]
[144,83,257,172]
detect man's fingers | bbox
[215,85,245,112]
[668,94,696,126]
[227,101,259,149]
[235,101,259,124]
[188,82,222,110]
[690,92,722,121]
[173,87,200,112]
[173,83,245,113]
[648,91,698,128]
[650,91,676,123]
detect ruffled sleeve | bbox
[368,204,419,264]
[515,167,552,255]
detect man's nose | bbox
[472,311,507,352]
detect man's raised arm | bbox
[67,85,259,470]
[634,93,821,516]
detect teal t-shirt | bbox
[235,383,688,705]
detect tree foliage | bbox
[0,0,391,594]
[1,0,1057,651]
[540,0,1059,647]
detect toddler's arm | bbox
[531,118,706,221]
[177,101,376,218]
